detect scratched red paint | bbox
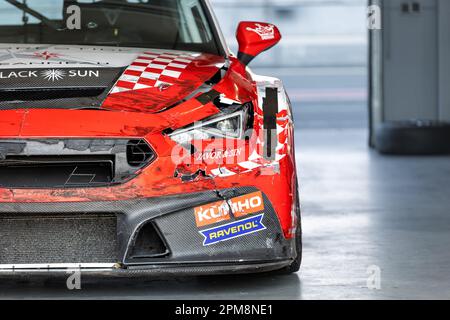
[0,56,297,239]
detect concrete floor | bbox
[1,68,450,299]
[297,128,450,299]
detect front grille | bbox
[0,139,156,189]
[0,155,114,188]
[0,214,118,265]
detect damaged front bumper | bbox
[0,187,297,276]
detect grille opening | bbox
[0,213,118,265]
[0,87,107,102]
[129,223,169,259]
[126,139,155,167]
[0,155,114,188]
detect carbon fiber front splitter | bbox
[0,260,293,279]
[0,187,297,276]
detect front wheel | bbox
[275,181,302,274]
[278,216,302,274]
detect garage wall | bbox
[383,0,438,121]
[438,0,450,121]
[371,0,450,145]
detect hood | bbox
[0,45,226,113]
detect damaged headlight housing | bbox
[169,104,253,144]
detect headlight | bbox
[169,104,253,144]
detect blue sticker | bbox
[199,214,266,246]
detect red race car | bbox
[0,0,301,276]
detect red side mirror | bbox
[236,21,282,65]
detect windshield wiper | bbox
[5,0,62,30]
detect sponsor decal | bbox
[195,200,229,227]
[0,61,99,67]
[194,191,264,227]
[0,46,154,68]
[0,70,38,79]
[0,69,100,81]
[42,69,66,82]
[199,214,266,246]
[0,50,101,67]
[246,23,276,40]
[195,148,242,162]
[0,67,119,90]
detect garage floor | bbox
[1,68,450,299]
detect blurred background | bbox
[212,0,367,68]
[210,0,376,299]
[207,0,450,300]
[211,0,368,129]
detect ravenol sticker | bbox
[194,191,265,227]
[199,214,266,246]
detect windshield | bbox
[0,0,221,55]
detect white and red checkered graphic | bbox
[110,51,198,94]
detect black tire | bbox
[281,215,302,274]
[375,121,450,155]
[274,181,302,275]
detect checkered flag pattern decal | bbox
[110,51,198,93]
